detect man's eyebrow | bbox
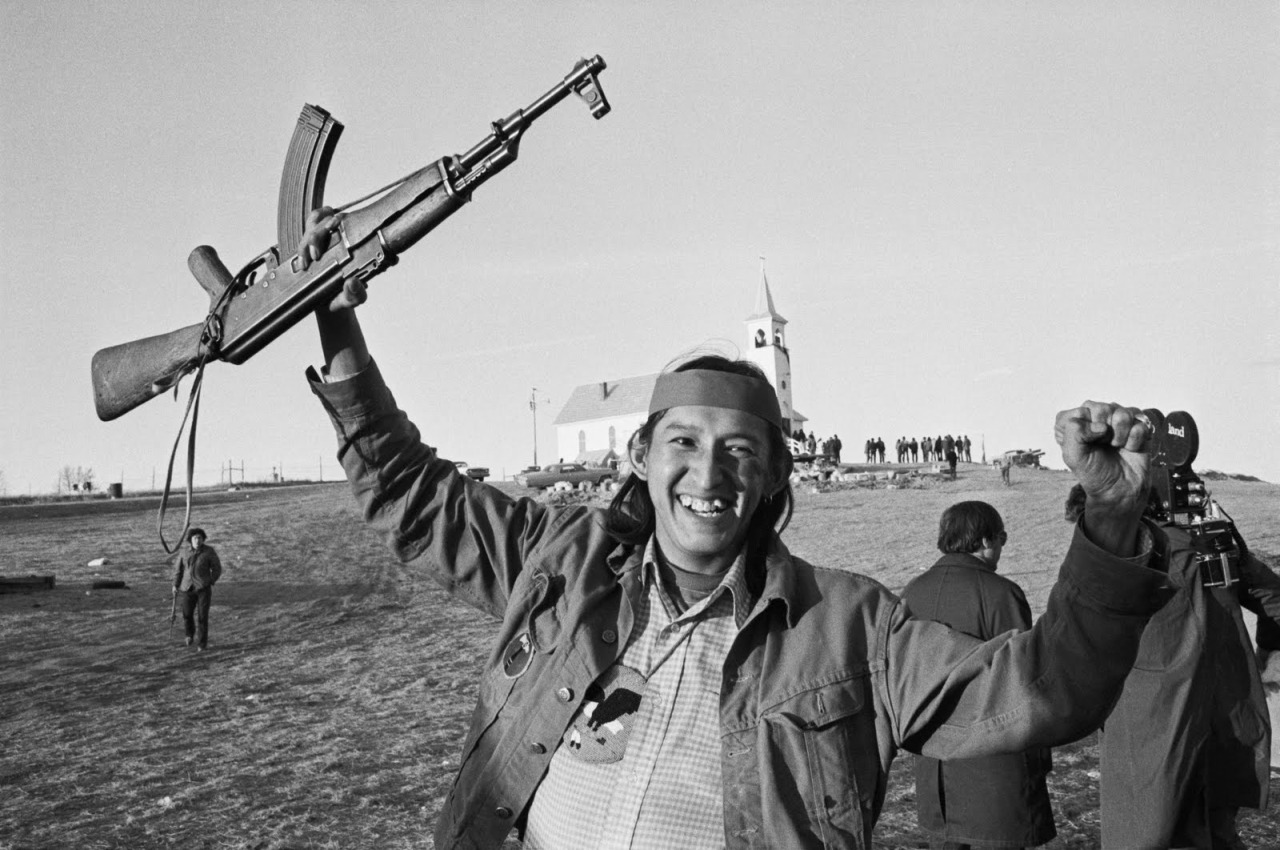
[658,418,766,444]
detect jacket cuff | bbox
[306,358,396,424]
[1060,520,1170,615]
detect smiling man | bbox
[300,213,1172,850]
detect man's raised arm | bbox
[302,207,371,380]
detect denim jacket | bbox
[311,362,1171,850]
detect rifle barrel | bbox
[457,55,608,171]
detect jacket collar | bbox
[606,541,642,575]
[610,534,803,628]
[756,534,801,629]
[932,551,998,573]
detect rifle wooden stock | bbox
[92,323,207,421]
[91,55,609,422]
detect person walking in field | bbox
[172,527,222,651]
[999,454,1013,486]
[297,209,1173,850]
[902,501,1056,850]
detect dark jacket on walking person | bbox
[172,528,222,650]
[902,502,1056,849]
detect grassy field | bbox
[2,464,1278,849]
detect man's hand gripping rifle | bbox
[91,56,610,421]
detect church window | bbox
[578,430,586,454]
[608,426,617,450]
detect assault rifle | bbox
[92,56,609,421]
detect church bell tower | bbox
[743,258,796,433]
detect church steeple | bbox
[744,257,797,433]
[747,257,787,325]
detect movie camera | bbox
[1141,409,1241,587]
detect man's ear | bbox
[770,452,794,497]
[629,441,649,481]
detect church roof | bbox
[553,373,659,425]
[745,261,787,324]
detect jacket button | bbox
[601,629,617,644]
[495,806,513,819]
[557,687,574,702]
[529,742,547,754]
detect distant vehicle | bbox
[1000,449,1044,468]
[453,462,490,482]
[514,462,617,489]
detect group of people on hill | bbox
[859,435,973,479]
[790,427,842,462]
[864,433,973,464]
[167,209,1279,849]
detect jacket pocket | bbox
[761,676,875,848]
[458,570,564,764]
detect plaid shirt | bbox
[524,539,754,849]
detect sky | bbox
[2,1,1278,496]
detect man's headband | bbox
[648,369,783,429]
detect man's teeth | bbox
[678,495,729,515]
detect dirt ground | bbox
[2,468,1278,848]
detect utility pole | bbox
[530,388,539,469]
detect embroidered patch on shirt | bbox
[563,664,649,763]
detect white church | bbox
[552,264,806,466]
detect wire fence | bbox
[5,457,339,498]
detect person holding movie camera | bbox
[1064,411,1280,849]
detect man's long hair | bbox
[604,354,795,548]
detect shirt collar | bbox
[642,537,755,630]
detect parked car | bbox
[514,462,617,489]
[453,461,489,482]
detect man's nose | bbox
[688,446,729,487]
